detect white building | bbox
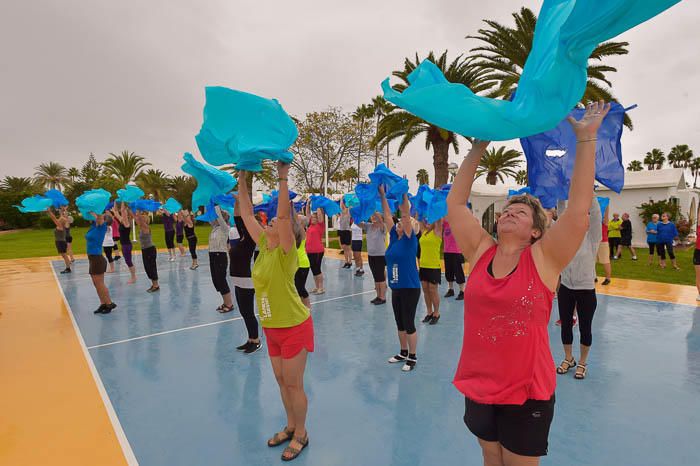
[469,168,698,247]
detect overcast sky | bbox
[1,0,698,191]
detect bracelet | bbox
[577,138,597,144]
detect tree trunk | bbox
[486,173,497,185]
[431,137,450,188]
[386,142,390,167]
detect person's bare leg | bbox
[108,261,115,273]
[317,273,324,291]
[128,266,136,284]
[67,243,75,262]
[281,350,310,460]
[223,292,233,308]
[178,244,186,256]
[578,344,591,365]
[407,332,417,355]
[91,275,106,304]
[430,283,440,317]
[562,343,573,362]
[61,253,71,269]
[478,439,505,466]
[397,330,407,351]
[421,281,432,316]
[629,246,637,258]
[269,356,296,438]
[379,282,386,300]
[152,279,159,288]
[603,262,611,280]
[502,445,540,466]
[672,258,680,270]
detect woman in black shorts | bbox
[86,212,116,314]
[350,221,365,276]
[338,199,353,268]
[182,210,199,270]
[293,211,312,308]
[47,207,71,274]
[418,220,443,325]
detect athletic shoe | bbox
[94,304,107,314]
[102,303,117,314]
[444,289,455,298]
[632,256,638,260]
[147,286,160,293]
[354,269,365,276]
[236,342,250,351]
[601,278,611,285]
[456,291,464,301]
[429,314,440,325]
[696,295,700,301]
[373,298,386,305]
[388,354,407,363]
[244,341,262,354]
[422,314,432,323]
[402,357,417,372]
[114,255,121,261]
[343,263,352,269]
[60,268,71,274]
[613,256,619,260]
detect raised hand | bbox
[566,100,611,141]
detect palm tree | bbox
[467,7,632,128]
[0,176,38,193]
[376,51,493,187]
[168,175,198,209]
[352,104,375,182]
[136,169,172,201]
[416,168,430,186]
[690,159,700,188]
[514,169,528,185]
[627,160,644,172]
[102,150,151,184]
[643,149,665,170]
[370,95,395,167]
[33,162,68,190]
[668,144,694,168]
[67,167,80,182]
[476,146,522,185]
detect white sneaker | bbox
[696,294,700,301]
[402,358,416,372]
[388,354,407,363]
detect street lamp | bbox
[448,162,459,182]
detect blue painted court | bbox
[52,253,700,466]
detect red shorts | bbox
[263,316,315,359]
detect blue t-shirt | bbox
[85,222,107,255]
[385,226,420,289]
[645,222,658,243]
[656,222,678,244]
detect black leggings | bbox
[187,236,198,259]
[165,230,175,249]
[648,242,660,255]
[444,252,466,284]
[103,246,114,263]
[209,252,230,295]
[557,284,596,346]
[308,252,324,276]
[234,287,258,339]
[391,288,421,335]
[142,246,158,280]
[295,267,310,298]
[657,242,675,260]
[608,237,621,257]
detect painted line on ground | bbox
[50,262,139,466]
[85,289,376,350]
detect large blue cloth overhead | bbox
[14,195,53,213]
[44,189,69,208]
[163,198,182,215]
[310,195,342,217]
[343,193,360,208]
[508,187,532,198]
[382,0,680,141]
[596,197,610,217]
[196,200,218,223]
[129,199,162,212]
[411,185,448,224]
[253,190,297,219]
[116,185,145,203]
[181,152,237,211]
[368,164,409,197]
[76,189,112,220]
[520,102,630,208]
[195,86,298,172]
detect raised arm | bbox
[91,212,105,226]
[398,194,413,237]
[446,140,493,264]
[276,163,295,253]
[46,207,61,227]
[589,199,602,246]
[236,170,264,244]
[536,101,611,281]
[378,185,395,231]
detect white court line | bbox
[50,262,139,466]
[85,289,375,350]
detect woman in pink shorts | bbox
[237,162,313,462]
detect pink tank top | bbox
[453,245,555,404]
[443,221,461,254]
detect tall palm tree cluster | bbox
[371,7,633,187]
[625,144,698,187]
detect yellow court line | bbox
[0,258,128,465]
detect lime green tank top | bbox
[297,239,310,268]
[419,230,442,269]
[252,233,311,328]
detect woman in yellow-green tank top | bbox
[236,163,312,461]
[419,220,443,325]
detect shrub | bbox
[0,191,42,229]
[637,199,681,223]
[676,217,691,241]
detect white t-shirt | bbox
[228,226,240,241]
[103,226,115,247]
[351,223,363,241]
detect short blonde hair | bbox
[503,194,548,243]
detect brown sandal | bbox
[267,427,294,447]
[556,358,576,374]
[281,434,309,461]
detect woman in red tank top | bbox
[446,101,611,464]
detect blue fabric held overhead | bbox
[44,189,69,208]
[382,0,680,141]
[368,164,409,198]
[310,195,342,217]
[596,197,610,218]
[129,199,162,213]
[195,86,298,172]
[116,185,145,203]
[508,187,532,198]
[14,195,53,213]
[520,102,631,209]
[76,189,112,220]
[181,152,237,211]
[196,200,219,222]
[343,193,360,208]
[163,198,183,215]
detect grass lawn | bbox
[1,227,695,286]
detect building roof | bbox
[471,183,521,197]
[597,168,686,191]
